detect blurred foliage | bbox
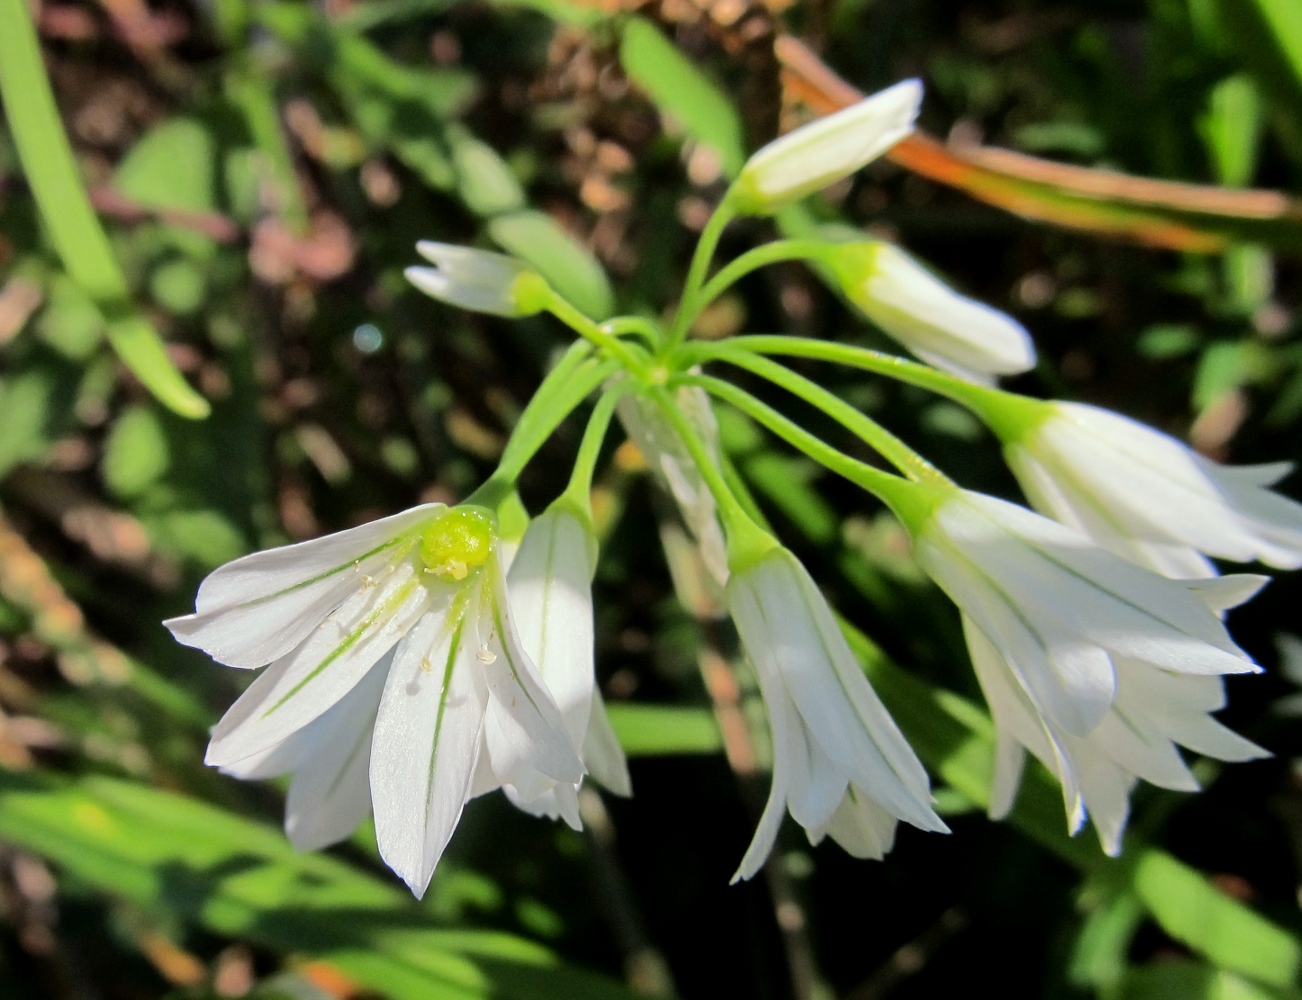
[3,0,1302,998]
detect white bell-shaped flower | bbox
[1004,400,1302,575]
[406,241,549,317]
[482,503,632,827]
[828,241,1035,382]
[727,546,947,881]
[166,504,583,897]
[966,578,1268,854]
[912,489,1261,742]
[727,80,922,215]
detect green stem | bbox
[665,202,736,351]
[690,240,835,319]
[691,343,951,486]
[684,335,1047,443]
[646,386,775,570]
[547,291,651,376]
[602,316,663,350]
[561,385,626,517]
[677,373,928,523]
[493,351,618,486]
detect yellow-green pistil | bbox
[419,507,495,581]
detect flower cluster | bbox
[169,77,1299,893]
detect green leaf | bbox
[114,118,216,214]
[1117,960,1301,1000]
[102,405,170,498]
[1210,0,1302,154]
[606,704,722,756]
[1200,76,1263,188]
[0,369,55,477]
[0,772,644,1000]
[619,18,747,178]
[0,0,209,419]
[489,210,614,320]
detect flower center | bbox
[418,508,494,581]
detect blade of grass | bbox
[0,0,210,419]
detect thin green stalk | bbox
[602,316,663,350]
[689,240,834,320]
[691,343,951,486]
[666,202,735,350]
[561,385,626,516]
[0,0,209,419]
[491,355,618,490]
[547,291,651,376]
[684,335,1046,441]
[678,373,922,520]
[646,386,775,570]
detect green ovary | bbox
[419,507,495,581]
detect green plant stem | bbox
[472,351,618,508]
[688,342,952,485]
[678,373,923,519]
[0,0,209,419]
[561,385,626,515]
[665,202,736,350]
[684,335,1046,441]
[689,240,835,318]
[602,316,663,350]
[547,292,651,376]
[646,385,774,569]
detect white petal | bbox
[732,80,921,213]
[855,243,1035,378]
[504,781,583,831]
[284,651,391,851]
[205,562,439,768]
[1072,751,1135,857]
[1200,459,1302,567]
[819,786,898,860]
[480,560,585,789]
[370,607,487,897]
[583,691,632,797]
[507,507,596,747]
[728,550,942,831]
[407,243,535,317]
[166,505,441,667]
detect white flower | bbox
[405,241,548,317]
[912,489,1260,737]
[726,547,947,882]
[967,581,1268,854]
[617,386,730,593]
[727,80,922,215]
[165,504,584,897]
[828,241,1035,381]
[1004,400,1302,575]
[480,504,631,827]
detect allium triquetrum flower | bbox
[483,503,631,826]
[727,546,947,881]
[166,503,584,896]
[726,80,922,215]
[1000,399,1302,577]
[826,240,1035,382]
[899,486,1267,849]
[405,241,550,317]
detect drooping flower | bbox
[482,503,631,827]
[166,504,584,896]
[405,242,549,317]
[727,80,923,216]
[911,489,1260,735]
[826,240,1035,382]
[726,546,947,881]
[967,605,1268,853]
[901,486,1267,848]
[1001,399,1302,576]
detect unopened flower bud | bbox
[406,241,550,317]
